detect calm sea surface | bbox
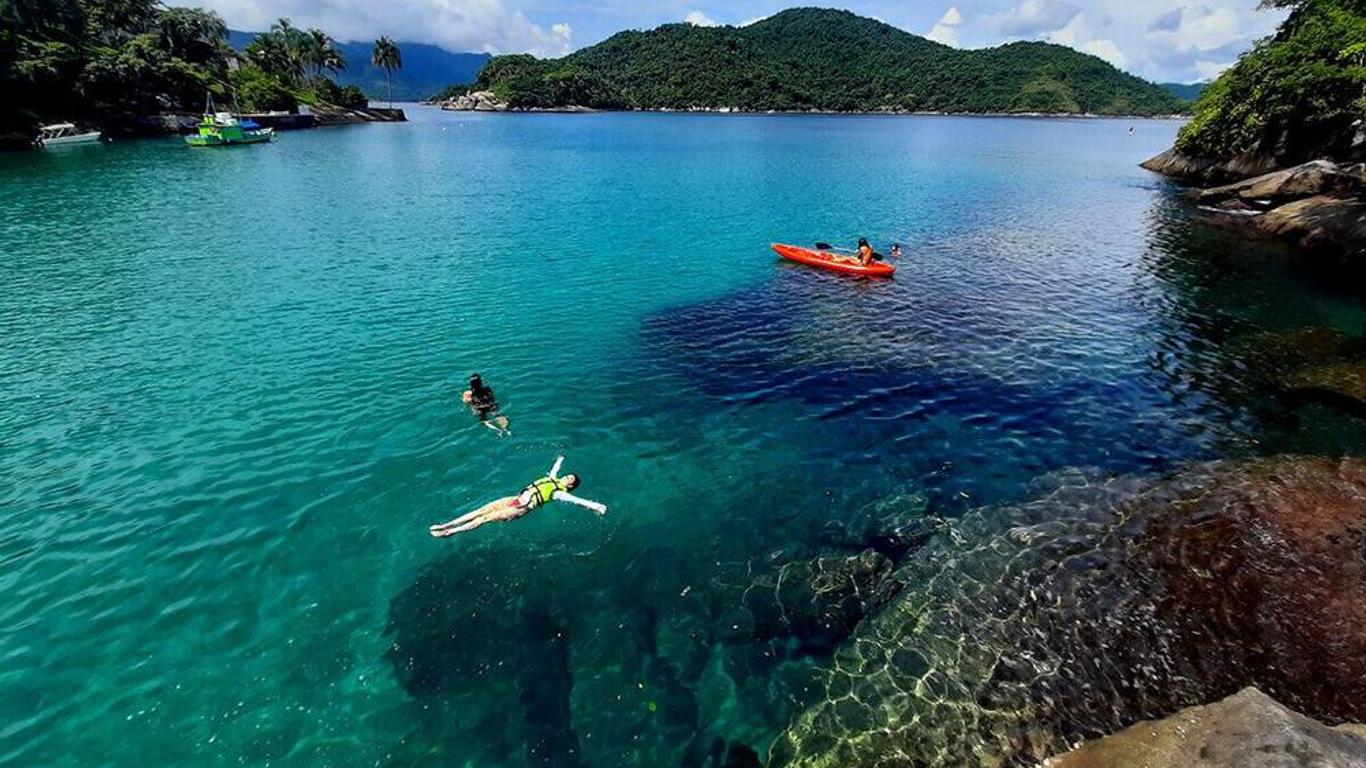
[3,107,1365,766]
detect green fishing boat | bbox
[184,96,274,147]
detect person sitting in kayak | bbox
[428,456,607,537]
[856,237,876,267]
[462,373,510,435]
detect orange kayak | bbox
[772,243,896,277]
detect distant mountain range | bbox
[1158,82,1209,102]
[472,8,1187,116]
[227,31,489,101]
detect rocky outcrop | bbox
[772,457,1366,768]
[442,90,510,111]
[1188,160,1365,205]
[1045,688,1366,768]
[1141,147,1280,183]
[1157,159,1366,264]
[1255,195,1366,258]
[440,90,596,112]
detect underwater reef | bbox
[771,456,1366,767]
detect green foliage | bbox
[468,8,1185,115]
[230,64,297,112]
[301,75,367,109]
[431,82,473,101]
[3,0,232,131]
[1177,0,1366,162]
[241,19,345,85]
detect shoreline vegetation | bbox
[439,8,1188,117]
[438,90,1189,119]
[1,1,405,150]
[1141,0,1366,266]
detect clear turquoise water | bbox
[3,108,1365,767]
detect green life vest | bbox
[527,476,570,507]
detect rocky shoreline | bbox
[439,91,1187,119]
[1143,151,1366,267]
[9,104,406,149]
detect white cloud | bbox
[957,0,1286,82]
[1162,6,1241,53]
[1080,38,1127,67]
[991,0,1080,37]
[1193,59,1235,80]
[739,15,770,27]
[927,7,963,47]
[684,10,719,27]
[176,0,574,56]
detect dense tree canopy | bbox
[2,0,230,133]
[1177,0,1366,164]
[1,1,373,142]
[468,8,1185,115]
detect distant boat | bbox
[34,123,102,147]
[184,95,274,147]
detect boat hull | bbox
[184,131,274,147]
[771,243,896,277]
[38,132,102,146]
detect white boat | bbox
[35,123,103,147]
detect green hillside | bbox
[1176,0,1366,166]
[471,8,1186,115]
[1160,81,1209,102]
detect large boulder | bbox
[444,90,510,111]
[1044,688,1366,768]
[1141,147,1280,182]
[1189,160,1363,205]
[771,458,1366,768]
[1254,195,1366,258]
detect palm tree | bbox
[155,7,228,63]
[268,18,307,83]
[371,36,402,108]
[304,29,345,77]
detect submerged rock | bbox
[1227,327,1355,378]
[1044,688,1366,768]
[772,457,1366,767]
[736,550,894,655]
[1283,361,1366,415]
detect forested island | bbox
[453,8,1187,115]
[1143,0,1366,263]
[1,0,403,147]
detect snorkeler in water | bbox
[428,456,607,538]
[462,373,510,436]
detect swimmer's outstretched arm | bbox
[547,455,565,479]
[555,491,607,516]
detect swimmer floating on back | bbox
[462,373,510,436]
[429,456,607,538]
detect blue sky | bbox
[182,0,1286,83]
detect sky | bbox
[181,0,1288,83]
